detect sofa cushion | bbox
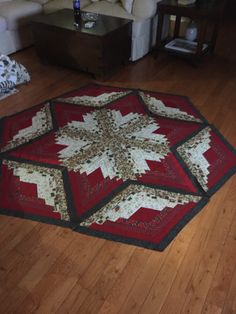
[0,16,7,32]
[121,0,133,13]
[132,0,156,19]
[0,0,42,30]
[31,0,49,5]
[85,0,134,20]
[43,0,90,14]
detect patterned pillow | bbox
[0,55,30,95]
[121,0,134,13]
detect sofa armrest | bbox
[132,0,158,19]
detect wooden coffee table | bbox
[31,9,132,78]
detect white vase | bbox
[185,21,198,41]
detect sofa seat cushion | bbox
[0,16,7,32]
[43,0,90,14]
[132,0,157,19]
[85,0,134,20]
[0,0,42,30]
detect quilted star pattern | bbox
[55,109,169,179]
[0,84,236,251]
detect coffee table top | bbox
[31,9,132,36]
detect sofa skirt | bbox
[0,26,34,55]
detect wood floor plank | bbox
[202,219,236,313]
[159,178,236,314]
[0,225,73,312]
[219,198,236,314]
[97,247,152,314]
[118,210,207,314]
[77,243,135,313]
[50,234,105,279]
[52,236,105,313]
[179,180,236,314]
[56,283,90,314]
[0,218,36,257]
[222,269,236,314]
[138,212,202,314]
[117,248,168,314]
[16,273,78,314]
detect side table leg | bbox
[196,19,207,58]
[154,12,164,58]
[211,21,220,53]
[174,15,181,38]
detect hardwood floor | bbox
[0,6,236,313]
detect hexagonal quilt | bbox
[1,84,235,250]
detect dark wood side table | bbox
[155,0,226,60]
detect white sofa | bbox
[0,0,167,61]
[0,0,43,55]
